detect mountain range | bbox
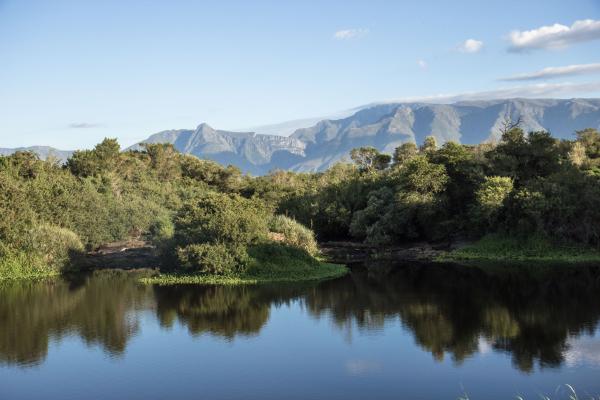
[0,146,73,164]
[3,98,600,174]
[132,98,600,174]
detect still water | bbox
[1,263,600,400]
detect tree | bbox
[350,147,390,172]
[393,142,418,166]
[429,142,484,218]
[67,138,121,177]
[568,141,588,167]
[420,136,438,153]
[143,143,181,181]
[472,176,513,230]
[396,155,448,194]
[489,129,559,184]
[386,156,450,241]
[575,128,600,160]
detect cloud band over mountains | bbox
[500,63,600,81]
[374,81,600,105]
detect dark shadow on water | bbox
[2,263,600,373]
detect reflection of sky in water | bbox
[345,359,383,376]
[565,328,600,368]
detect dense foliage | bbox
[0,140,319,278]
[247,126,600,248]
[1,124,600,279]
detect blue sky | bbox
[1,0,600,149]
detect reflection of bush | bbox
[154,285,271,339]
[303,263,600,372]
[0,272,150,367]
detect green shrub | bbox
[26,224,84,270]
[169,192,270,274]
[148,213,175,243]
[269,215,319,256]
[0,246,45,280]
[174,192,269,249]
[0,224,83,280]
[176,242,249,275]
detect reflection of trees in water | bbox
[152,284,309,340]
[154,286,270,339]
[0,272,151,367]
[303,263,600,373]
[3,264,600,373]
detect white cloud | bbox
[367,81,600,105]
[508,19,600,52]
[333,28,369,40]
[68,122,104,129]
[500,63,600,81]
[417,59,428,69]
[458,39,484,53]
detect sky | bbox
[1,0,600,149]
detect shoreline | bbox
[4,236,600,283]
[139,262,348,285]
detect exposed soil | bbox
[76,240,160,270]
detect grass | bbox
[0,251,59,281]
[439,234,600,264]
[459,384,599,400]
[140,243,348,285]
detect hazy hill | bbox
[0,146,73,163]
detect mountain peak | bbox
[196,122,214,131]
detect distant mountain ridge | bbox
[4,98,600,174]
[0,146,73,163]
[129,123,307,175]
[132,98,600,173]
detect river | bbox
[1,262,600,399]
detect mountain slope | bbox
[0,146,73,163]
[130,98,600,173]
[130,123,306,175]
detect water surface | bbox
[2,263,600,399]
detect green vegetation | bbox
[246,124,600,258]
[0,140,342,282]
[141,244,346,285]
[441,234,600,264]
[268,215,319,256]
[2,123,600,281]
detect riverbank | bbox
[439,234,600,264]
[5,234,600,283]
[140,245,347,285]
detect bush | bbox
[0,246,42,280]
[174,192,269,249]
[148,213,175,243]
[0,224,83,279]
[269,215,319,256]
[170,192,270,274]
[176,243,249,275]
[26,224,84,271]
